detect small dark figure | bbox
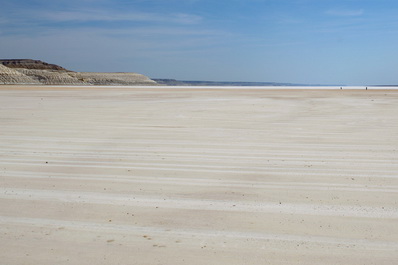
[340,87,342,90]
[366,87,368,90]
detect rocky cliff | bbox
[71,72,159,86]
[0,64,40,84]
[0,59,158,86]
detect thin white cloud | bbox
[104,27,223,37]
[326,9,364,17]
[36,9,202,25]
[0,24,231,64]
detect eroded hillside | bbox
[0,59,158,86]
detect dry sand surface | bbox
[0,85,398,264]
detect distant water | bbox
[144,85,398,90]
[50,85,398,90]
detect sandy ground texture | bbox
[0,86,398,265]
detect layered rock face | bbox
[16,69,86,85]
[0,64,40,84]
[71,72,158,86]
[0,59,158,86]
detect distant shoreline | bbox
[152,79,334,87]
[1,85,398,90]
[152,79,398,87]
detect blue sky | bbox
[1,0,398,84]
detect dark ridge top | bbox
[0,59,70,71]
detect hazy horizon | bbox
[1,0,398,85]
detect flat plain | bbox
[1,86,397,264]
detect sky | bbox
[1,0,398,85]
